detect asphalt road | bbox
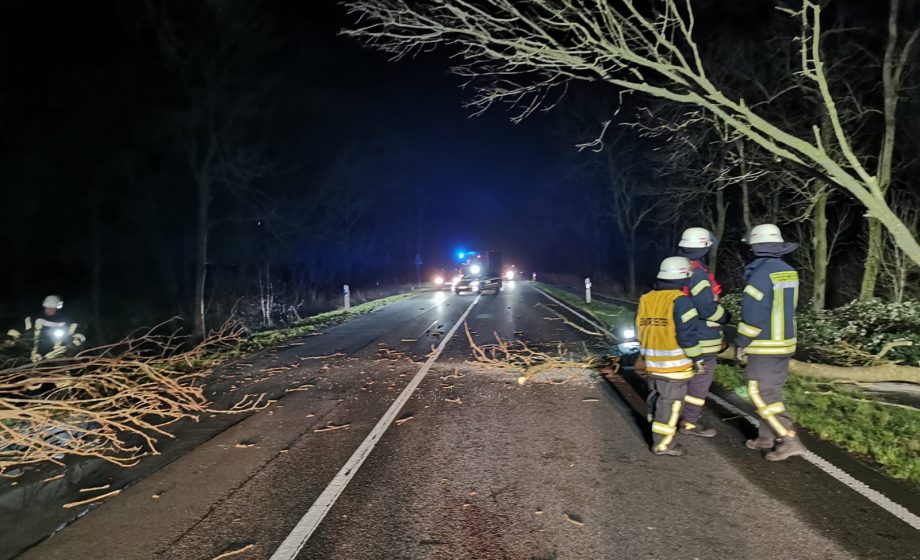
[7,283,920,559]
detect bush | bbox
[799,299,920,366]
[721,293,920,366]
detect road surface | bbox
[5,283,920,559]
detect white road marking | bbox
[709,393,920,531]
[539,283,920,531]
[532,284,616,340]
[269,294,482,560]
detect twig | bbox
[63,488,122,509]
[314,423,351,433]
[211,543,255,560]
[537,303,603,337]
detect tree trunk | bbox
[627,229,637,296]
[789,359,920,384]
[193,177,210,341]
[861,0,903,300]
[710,188,726,277]
[741,181,751,235]
[736,139,752,235]
[91,188,104,341]
[812,189,829,310]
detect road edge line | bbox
[534,286,920,531]
[532,284,616,340]
[536,282,920,532]
[269,294,482,560]
[708,393,920,531]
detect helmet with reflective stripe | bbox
[678,227,714,248]
[747,223,784,244]
[657,256,692,280]
[42,295,63,309]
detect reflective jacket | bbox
[636,289,702,379]
[28,312,77,360]
[735,254,799,355]
[682,261,728,354]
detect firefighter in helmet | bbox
[736,224,806,461]
[13,295,86,362]
[636,257,703,457]
[674,227,730,437]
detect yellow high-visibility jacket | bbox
[636,289,703,380]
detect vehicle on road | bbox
[454,274,501,295]
[432,268,461,290]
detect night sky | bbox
[0,1,581,333]
[1,0,897,336]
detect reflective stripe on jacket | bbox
[636,289,702,379]
[734,258,799,355]
[682,261,727,354]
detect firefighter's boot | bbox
[745,436,775,450]
[653,443,687,457]
[679,422,716,438]
[765,437,806,461]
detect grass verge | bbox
[535,282,635,335]
[204,291,417,362]
[715,363,920,484]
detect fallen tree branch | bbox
[537,303,604,337]
[718,345,920,384]
[463,322,602,383]
[0,321,265,475]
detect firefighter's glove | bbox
[72,333,86,347]
[30,351,42,363]
[735,346,747,365]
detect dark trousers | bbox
[647,375,689,452]
[746,355,797,440]
[681,353,715,423]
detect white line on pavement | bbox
[708,393,920,531]
[537,283,920,533]
[269,294,482,560]
[532,284,616,340]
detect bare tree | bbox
[880,191,920,303]
[147,1,274,339]
[342,0,920,267]
[861,0,920,298]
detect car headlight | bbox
[470,264,481,274]
[621,328,636,339]
[505,271,515,280]
[434,276,444,285]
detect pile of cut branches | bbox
[0,321,263,474]
[464,323,614,383]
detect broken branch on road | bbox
[0,321,266,475]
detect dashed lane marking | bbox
[269,294,482,560]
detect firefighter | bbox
[735,224,806,461]
[21,295,85,362]
[675,227,730,438]
[637,256,703,457]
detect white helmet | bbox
[678,227,714,248]
[657,256,692,280]
[748,224,784,244]
[42,295,63,309]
